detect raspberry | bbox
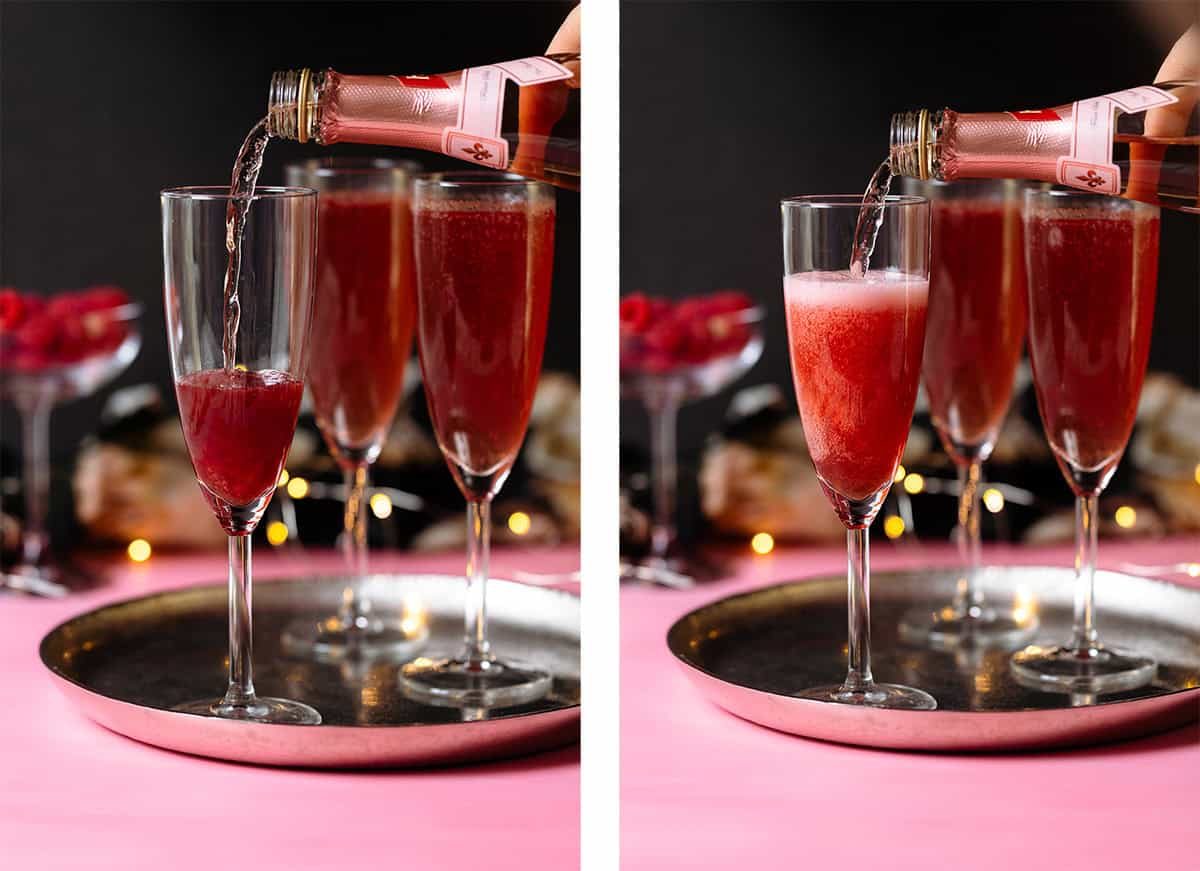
[0,289,25,332]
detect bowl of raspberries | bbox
[1,286,141,399]
[619,290,763,399]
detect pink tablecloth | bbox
[621,538,1200,871]
[0,547,580,871]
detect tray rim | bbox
[667,566,1200,714]
[40,573,582,731]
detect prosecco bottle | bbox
[890,81,1198,212]
[267,54,581,190]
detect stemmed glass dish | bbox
[280,157,427,662]
[781,194,936,710]
[1011,189,1160,694]
[619,295,764,585]
[162,185,320,724]
[399,173,555,708]
[897,178,1037,650]
[1,295,141,597]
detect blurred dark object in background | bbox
[622,369,1200,554]
[0,373,580,564]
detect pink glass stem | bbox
[645,392,680,560]
[16,390,53,569]
[1071,493,1101,652]
[953,460,985,617]
[464,498,492,664]
[843,527,874,693]
[338,462,370,628]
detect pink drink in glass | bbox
[414,200,555,482]
[785,270,928,518]
[923,199,1027,459]
[176,368,302,522]
[306,191,416,459]
[1026,211,1159,491]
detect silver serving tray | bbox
[668,566,1200,751]
[40,574,580,768]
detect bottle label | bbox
[1054,85,1178,194]
[441,56,573,170]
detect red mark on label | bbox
[395,75,449,89]
[1006,109,1061,122]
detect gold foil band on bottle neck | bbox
[916,109,929,181]
[296,67,312,144]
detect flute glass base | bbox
[796,682,937,710]
[900,604,1038,652]
[399,656,552,709]
[281,616,428,664]
[1010,644,1157,695]
[174,696,322,725]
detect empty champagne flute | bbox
[400,173,555,708]
[1011,189,1160,694]
[162,185,320,723]
[897,178,1037,650]
[280,157,427,662]
[781,194,936,710]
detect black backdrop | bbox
[621,0,1200,537]
[0,1,579,539]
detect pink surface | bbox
[621,538,1200,871]
[0,547,580,871]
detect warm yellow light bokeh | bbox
[370,493,393,519]
[278,469,290,487]
[883,516,905,539]
[1114,506,1137,529]
[508,511,532,535]
[902,473,924,495]
[127,539,152,562]
[894,465,906,483]
[286,477,310,499]
[982,488,1005,513]
[266,522,289,546]
[750,532,774,555]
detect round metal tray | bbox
[668,566,1199,751]
[40,574,580,768]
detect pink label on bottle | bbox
[456,65,506,139]
[1057,157,1120,194]
[1101,85,1179,113]
[494,56,572,85]
[439,56,571,167]
[443,130,509,170]
[1070,97,1114,165]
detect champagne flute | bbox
[400,173,555,708]
[781,194,936,710]
[162,185,320,724]
[280,158,427,662]
[1011,189,1159,694]
[897,178,1037,650]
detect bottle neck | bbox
[889,108,945,180]
[267,68,323,143]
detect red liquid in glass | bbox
[923,200,1027,460]
[415,200,555,481]
[307,191,417,460]
[785,271,928,507]
[176,368,303,512]
[1026,211,1159,490]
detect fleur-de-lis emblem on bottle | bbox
[1075,169,1106,189]
[463,142,494,162]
